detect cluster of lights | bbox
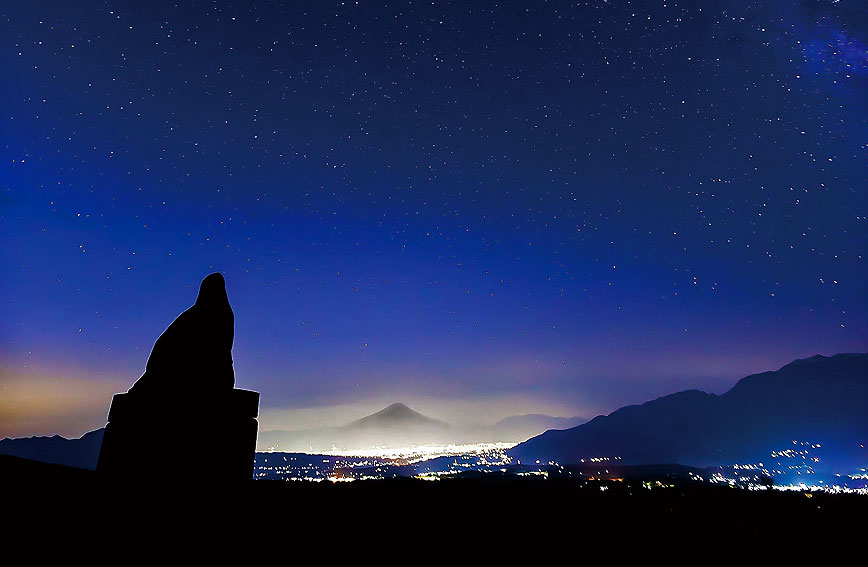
[732,463,764,470]
[715,439,830,483]
[254,438,866,492]
[642,481,676,489]
[770,484,868,495]
[516,471,549,478]
[578,456,622,463]
[256,442,519,481]
[310,442,517,464]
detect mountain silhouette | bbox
[0,406,585,461]
[509,353,868,473]
[258,403,583,452]
[0,428,104,469]
[482,414,586,442]
[348,402,446,429]
[258,402,450,452]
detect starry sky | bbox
[1,1,866,438]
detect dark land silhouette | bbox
[511,353,868,474]
[95,273,260,480]
[3,454,865,546]
[0,428,104,470]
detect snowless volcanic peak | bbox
[350,403,445,429]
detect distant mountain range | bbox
[0,428,104,470]
[510,353,868,473]
[0,403,583,467]
[257,402,585,452]
[5,353,864,473]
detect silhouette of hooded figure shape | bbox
[129,272,235,397]
[97,272,258,479]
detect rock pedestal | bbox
[97,389,259,481]
[96,273,259,481]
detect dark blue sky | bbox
[1,1,866,436]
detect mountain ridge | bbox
[5,354,863,471]
[510,353,868,472]
[0,428,105,470]
[347,402,447,429]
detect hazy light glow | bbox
[265,442,517,464]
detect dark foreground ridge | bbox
[96,273,260,481]
[3,454,865,546]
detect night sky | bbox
[1,1,866,438]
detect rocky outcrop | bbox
[130,272,236,396]
[97,273,259,481]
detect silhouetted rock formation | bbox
[97,273,259,481]
[131,272,236,395]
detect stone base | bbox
[97,388,259,481]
